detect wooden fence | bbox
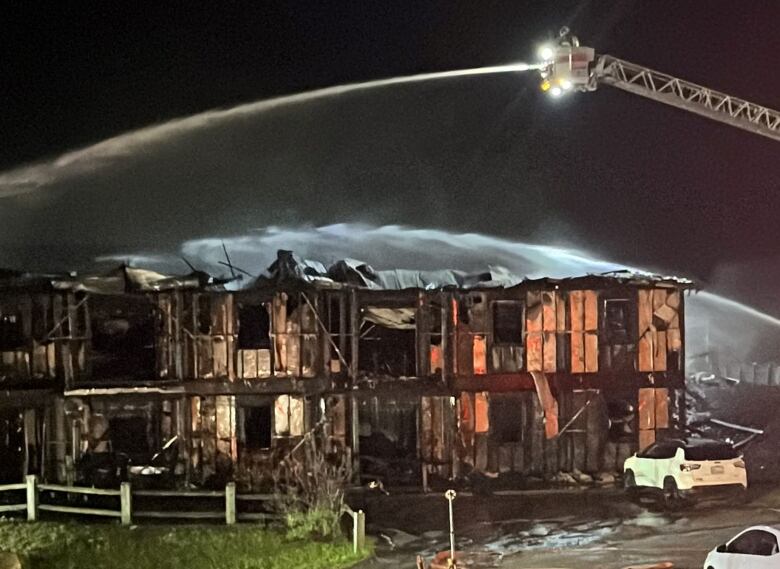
[0,477,366,553]
[0,482,27,516]
[343,505,367,553]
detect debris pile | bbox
[687,374,780,482]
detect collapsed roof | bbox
[0,266,208,294]
[259,250,523,290]
[0,249,694,295]
[256,250,694,291]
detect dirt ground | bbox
[355,484,780,569]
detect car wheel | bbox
[624,470,640,501]
[727,485,748,506]
[662,477,680,509]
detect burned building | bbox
[0,253,691,490]
[0,263,343,491]
[340,264,690,487]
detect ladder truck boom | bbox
[537,28,780,142]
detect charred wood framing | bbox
[0,256,693,488]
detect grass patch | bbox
[0,520,370,569]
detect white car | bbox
[704,526,780,568]
[623,438,747,502]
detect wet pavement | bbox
[355,484,780,569]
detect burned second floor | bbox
[0,258,692,391]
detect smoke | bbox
[181,223,623,277]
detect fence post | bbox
[25,475,38,522]
[352,509,365,553]
[120,482,132,526]
[357,510,366,552]
[225,482,236,525]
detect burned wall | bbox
[459,391,577,478]
[453,283,686,383]
[155,292,236,381]
[457,389,653,478]
[0,406,44,483]
[637,288,683,373]
[51,395,185,488]
[189,393,316,491]
[155,289,327,383]
[88,294,156,382]
[0,291,89,386]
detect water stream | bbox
[0,63,539,198]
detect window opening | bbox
[490,395,522,443]
[238,304,271,349]
[604,299,631,342]
[0,313,24,351]
[493,301,523,345]
[109,416,150,457]
[243,406,272,450]
[358,307,416,377]
[197,296,212,335]
[90,297,156,380]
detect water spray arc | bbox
[0,62,540,199]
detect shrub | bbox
[272,432,352,540]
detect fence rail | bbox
[0,476,366,552]
[39,483,121,496]
[0,482,27,515]
[133,510,226,520]
[133,489,225,498]
[25,476,129,523]
[38,504,122,518]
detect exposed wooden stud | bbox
[525,291,543,372]
[472,335,487,375]
[350,394,360,482]
[415,291,427,377]
[338,291,347,377]
[302,292,350,377]
[655,388,670,429]
[349,289,360,383]
[440,291,448,383]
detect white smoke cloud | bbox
[96,223,780,366]
[180,223,624,278]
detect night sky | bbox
[1,2,779,312]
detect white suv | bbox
[704,526,780,568]
[623,438,747,503]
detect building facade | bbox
[0,254,690,490]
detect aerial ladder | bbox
[537,27,780,142]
